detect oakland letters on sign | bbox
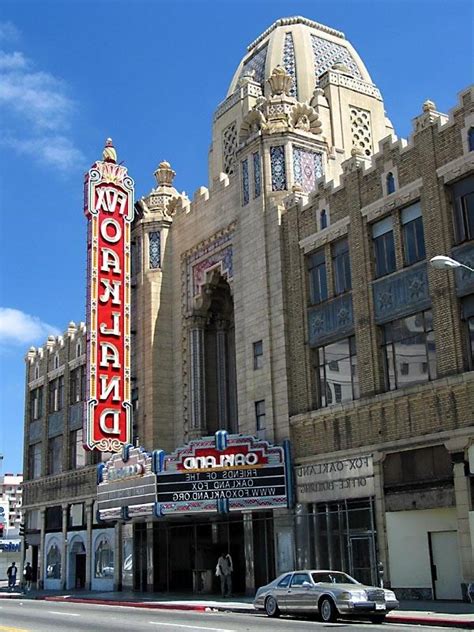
[84,139,134,451]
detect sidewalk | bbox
[1,586,473,628]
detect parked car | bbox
[254,570,399,623]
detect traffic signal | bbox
[19,522,25,537]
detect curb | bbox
[387,614,474,629]
[41,596,209,611]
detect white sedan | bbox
[254,570,399,623]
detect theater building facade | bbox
[21,16,474,599]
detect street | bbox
[0,600,458,632]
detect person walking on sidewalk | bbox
[216,552,233,597]
[7,561,18,591]
[23,562,33,592]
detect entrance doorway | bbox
[69,540,86,589]
[429,531,462,600]
[349,536,375,587]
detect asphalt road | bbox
[0,600,455,632]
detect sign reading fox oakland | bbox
[84,139,134,452]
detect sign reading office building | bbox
[296,455,374,503]
[155,431,292,515]
[84,139,134,451]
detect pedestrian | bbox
[216,552,233,597]
[23,562,33,592]
[7,561,18,591]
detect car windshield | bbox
[311,571,358,584]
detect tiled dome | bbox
[226,16,373,103]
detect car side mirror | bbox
[302,581,312,588]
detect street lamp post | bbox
[429,255,474,273]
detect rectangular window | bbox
[452,175,474,243]
[308,250,328,304]
[314,336,359,408]
[402,202,425,265]
[70,366,86,404]
[68,503,84,528]
[149,231,161,269]
[461,295,474,370]
[29,387,43,421]
[28,443,42,479]
[332,238,352,295]
[241,158,249,205]
[48,378,63,412]
[270,146,287,191]
[253,152,261,198]
[381,309,436,391]
[372,216,396,277]
[70,429,86,469]
[253,340,263,370]
[255,400,266,430]
[48,436,63,475]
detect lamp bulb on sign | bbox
[103,137,117,163]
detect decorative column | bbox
[85,501,93,590]
[114,521,123,591]
[243,512,255,596]
[372,452,390,584]
[39,508,46,589]
[216,318,228,430]
[453,458,474,598]
[295,503,310,569]
[61,504,68,590]
[189,314,207,435]
[146,522,154,591]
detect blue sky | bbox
[0,0,472,474]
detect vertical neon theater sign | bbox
[84,139,134,451]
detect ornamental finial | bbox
[103,137,117,163]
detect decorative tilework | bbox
[28,420,42,444]
[241,159,249,206]
[222,122,238,175]
[293,146,323,193]
[308,294,354,346]
[372,262,430,324]
[283,32,297,98]
[149,231,161,269]
[311,35,362,79]
[350,106,372,156]
[48,411,64,438]
[270,146,287,191]
[253,152,261,198]
[192,246,233,298]
[240,44,268,87]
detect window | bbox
[28,443,42,478]
[386,172,396,194]
[452,176,474,243]
[70,429,86,469]
[95,537,114,578]
[70,366,85,404]
[384,445,452,486]
[76,342,82,358]
[332,238,351,295]
[291,573,311,587]
[314,336,359,408]
[320,209,328,229]
[46,543,61,579]
[34,364,39,380]
[402,202,425,265]
[68,503,84,528]
[469,127,474,152]
[253,340,263,370]
[241,158,249,206]
[308,250,328,304]
[381,309,436,391]
[253,152,261,198]
[149,231,161,269]
[461,295,474,370]
[54,353,59,370]
[372,216,396,277]
[255,400,266,431]
[29,387,43,421]
[48,377,64,412]
[277,574,292,588]
[48,436,63,475]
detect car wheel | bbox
[319,597,337,623]
[264,595,280,618]
[370,615,386,624]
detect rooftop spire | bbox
[102,137,117,163]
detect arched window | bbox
[386,172,396,194]
[95,537,114,578]
[46,543,61,579]
[320,209,328,229]
[468,127,474,152]
[54,353,59,370]
[76,342,82,358]
[34,364,39,380]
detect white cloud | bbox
[0,23,84,171]
[0,308,60,346]
[0,21,20,43]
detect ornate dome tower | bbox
[209,16,394,187]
